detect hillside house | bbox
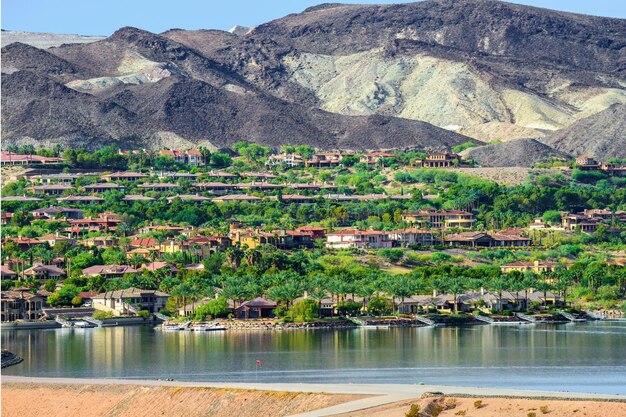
[92,287,169,316]
[402,209,475,229]
[326,228,392,249]
[417,152,461,168]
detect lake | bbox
[3,321,626,394]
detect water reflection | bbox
[2,322,625,394]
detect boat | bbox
[188,322,226,332]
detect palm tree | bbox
[433,274,468,314]
[489,275,510,313]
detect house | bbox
[159,235,231,257]
[240,172,277,180]
[279,195,318,204]
[235,181,283,190]
[306,152,346,167]
[500,261,562,274]
[5,238,46,250]
[178,296,214,317]
[29,184,72,195]
[139,262,178,276]
[326,228,392,249]
[68,214,121,234]
[38,233,75,247]
[31,206,84,220]
[57,195,105,204]
[235,297,277,319]
[101,171,148,182]
[402,209,476,229]
[212,194,262,203]
[91,287,169,316]
[159,172,200,182]
[293,226,326,240]
[600,162,626,176]
[388,228,438,247]
[77,291,99,306]
[205,171,238,180]
[23,264,65,280]
[228,224,306,249]
[1,289,47,321]
[265,153,304,168]
[82,264,138,278]
[1,265,17,280]
[561,213,599,233]
[576,155,600,170]
[167,194,211,203]
[31,173,92,185]
[130,237,159,249]
[417,152,461,168]
[1,212,13,225]
[83,182,122,193]
[137,182,178,192]
[192,182,235,195]
[359,152,395,164]
[445,232,531,247]
[83,236,118,248]
[122,194,155,202]
[0,151,64,166]
[159,149,205,166]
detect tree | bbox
[433,275,468,314]
[337,300,362,316]
[194,297,229,321]
[488,275,510,313]
[368,295,393,316]
[71,296,83,307]
[290,298,318,322]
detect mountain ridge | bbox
[1,0,624,160]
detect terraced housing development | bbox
[1,145,625,326]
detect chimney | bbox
[480,287,485,295]
[433,289,437,297]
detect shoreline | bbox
[2,376,623,400]
[3,376,625,417]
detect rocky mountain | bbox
[540,104,626,159]
[2,0,624,158]
[462,138,571,167]
[2,25,476,151]
[1,30,105,49]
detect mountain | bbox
[2,0,624,157]
[462,138,571,167]
[540,104,626,159]
[1,25,476,150]
[1,30,105,49]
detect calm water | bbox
[3,322,626,394]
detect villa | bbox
[91,287,169,316]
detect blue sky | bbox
[2,0,624,36]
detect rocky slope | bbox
[540,104,626,159]
[167,0,625,143]
[462,138,571,167]
[2,0,624,157]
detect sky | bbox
[2,0,625,36]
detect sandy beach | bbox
[2,376,624,417]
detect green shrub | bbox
[290,298,318,322]
[473,400,483,409]
[93,311,114,320]
[137,310,151,320]
[337,300,362,316]
[194,297,229,321]
[367,296,393,316]
[405,404,421,417]
[540,405,549,414]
